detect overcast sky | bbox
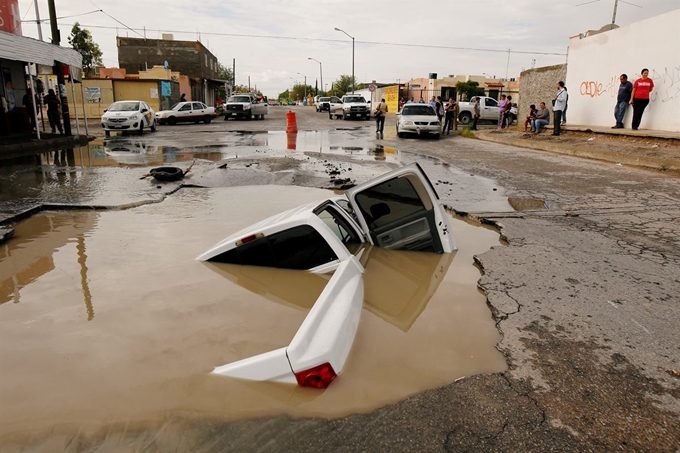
[17,0,680,96]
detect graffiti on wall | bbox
[579,65,680,103]
[579,76,617,98]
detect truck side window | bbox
[316,207,361,245]
[486,98,498,107]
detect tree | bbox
[455,81,485,101]
[333,75,356,94]
[68,22,103,76]
[217,63,234,84]
[291,83,312,100]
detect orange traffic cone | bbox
[286,111,298,133]
[287,131,297,150]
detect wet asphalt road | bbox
[2,106,680,452]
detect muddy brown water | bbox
[0,185,506,448]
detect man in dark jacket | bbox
[613,74,633,129]
[44,89,63,134]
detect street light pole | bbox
[297,72,307,101]
[308,57,322,95]
[334,27,355,93]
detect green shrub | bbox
[460,125,475,138]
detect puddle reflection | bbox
[0,186,506,449]
[204,246,454,333]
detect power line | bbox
[21,9,103,24]
[87,0,144,38]
[60,23,567,57]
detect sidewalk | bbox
[475,124,680,174]
[0,132,95,160]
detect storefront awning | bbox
[0,31,82,77]
[205,78,229,85]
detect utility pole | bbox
[612,0,619,24]
[33,0,43,40]
[47,0,72,136]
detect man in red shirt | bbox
[629,68,654,130]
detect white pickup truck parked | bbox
[224,95,269,120]
[342,94,370,120]
[457,96,517,126]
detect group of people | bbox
[613,69,653,130]
[523,81,568,136]
[521,68,653,135]
[20,88,63,135]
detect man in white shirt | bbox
[552,81,568,136]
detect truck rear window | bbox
[208,225,338,270]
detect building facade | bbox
[117,36,222,105]
[565,9,679,132]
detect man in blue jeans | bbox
[531,102,550,134]
[613,74,633,129]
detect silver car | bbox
[396,104,441,139]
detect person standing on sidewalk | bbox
[472,97,480,130]
[504,95,513,128]
[435,96,444,125]
[561,86,568,125]
[630,68,654,130]
[443,97,455,135]
[552,81,568,136]
[374,98,388,139]
[613,74,633,129]
[44,89,63,135]
[498,95,507,129]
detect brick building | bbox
[117,35,224,105]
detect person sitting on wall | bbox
[531,102,550,134]
[524,104,537,132]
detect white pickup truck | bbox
[224,95,269,120]
[457,96,517,126]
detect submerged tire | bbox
[150,166,184,182]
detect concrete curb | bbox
[0,226,13,245]
[475,131,680,173]
[0,135,96,159]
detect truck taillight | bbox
[235,233,263,247]
[294,362,337,388]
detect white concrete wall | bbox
[565,9,680,132]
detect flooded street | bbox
[0,127,514,219]
[1,105,679,452]
[0,185,505,449]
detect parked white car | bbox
[156,101,217,125]
[101,100,156,136]
[197,163,457,388]
[396,104,442,139]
